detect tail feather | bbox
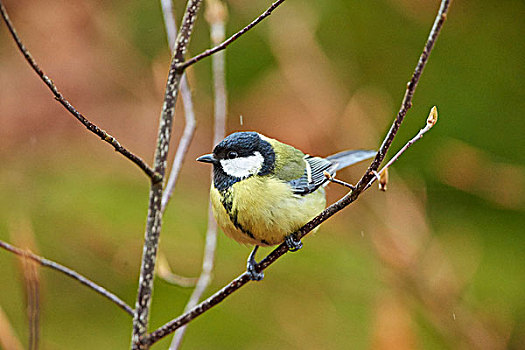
[327,150,376,171]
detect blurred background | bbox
[1,0,524,348]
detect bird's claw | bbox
[285,234,303,252]
[247,246,264,281]
[247,261,264,281]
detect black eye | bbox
[227,151,238,159]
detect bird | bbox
[197,131,375,281]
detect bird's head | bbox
[197,132,276,191]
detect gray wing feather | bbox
[288,150,375,195]
[326,150,376,171]
[288,156,335,195]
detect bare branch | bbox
[160,81,196,213]
[177,0,286,70]
[0,1,158,182]
[160,0,198,213]
[365,106,439,190]
[148,273,250,345]
[131,0,204,348]
[357,1,450,190]
[169,1,227,348]
[323,171,356,190]
[0,240,133,316]
[146,0,453,344]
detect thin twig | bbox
[177,0,286,70]
[161,82,196,212]
[158,0,199,287]
[146,0,452,344]
[131,1,204,349]
[365,106,438,190]
[160,0,198,213]
[323,171,356,190]
[357,1,450,189]
[169,1,226,348]
[0,240,134,316]
[0,1,158,182]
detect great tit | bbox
[197,131,375,280]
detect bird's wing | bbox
[326,149,376,171]
[288,156,336,195]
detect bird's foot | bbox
[285,234,303,252]
[247,246,264,281]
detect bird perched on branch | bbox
[197,132,375,281]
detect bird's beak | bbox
[196,153,216,164]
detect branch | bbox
[357,0,450,189]
[177,0,286,70]
[146,0,452,345]
[0,240,133,316]
[365,106,439,190]
[131,0,204,348]
[0,1,158,182]
[160,0,198,213]
[169,1,227,348]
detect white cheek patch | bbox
[220,151,264,179]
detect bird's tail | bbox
[327,149,376,171]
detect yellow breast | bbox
[210,176,326,246]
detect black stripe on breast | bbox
[220,189,256,240]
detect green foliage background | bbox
[0,0,524,348]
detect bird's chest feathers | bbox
[212,176,325,246]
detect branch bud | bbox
[378,168,389,191]
[427,106,438,127]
